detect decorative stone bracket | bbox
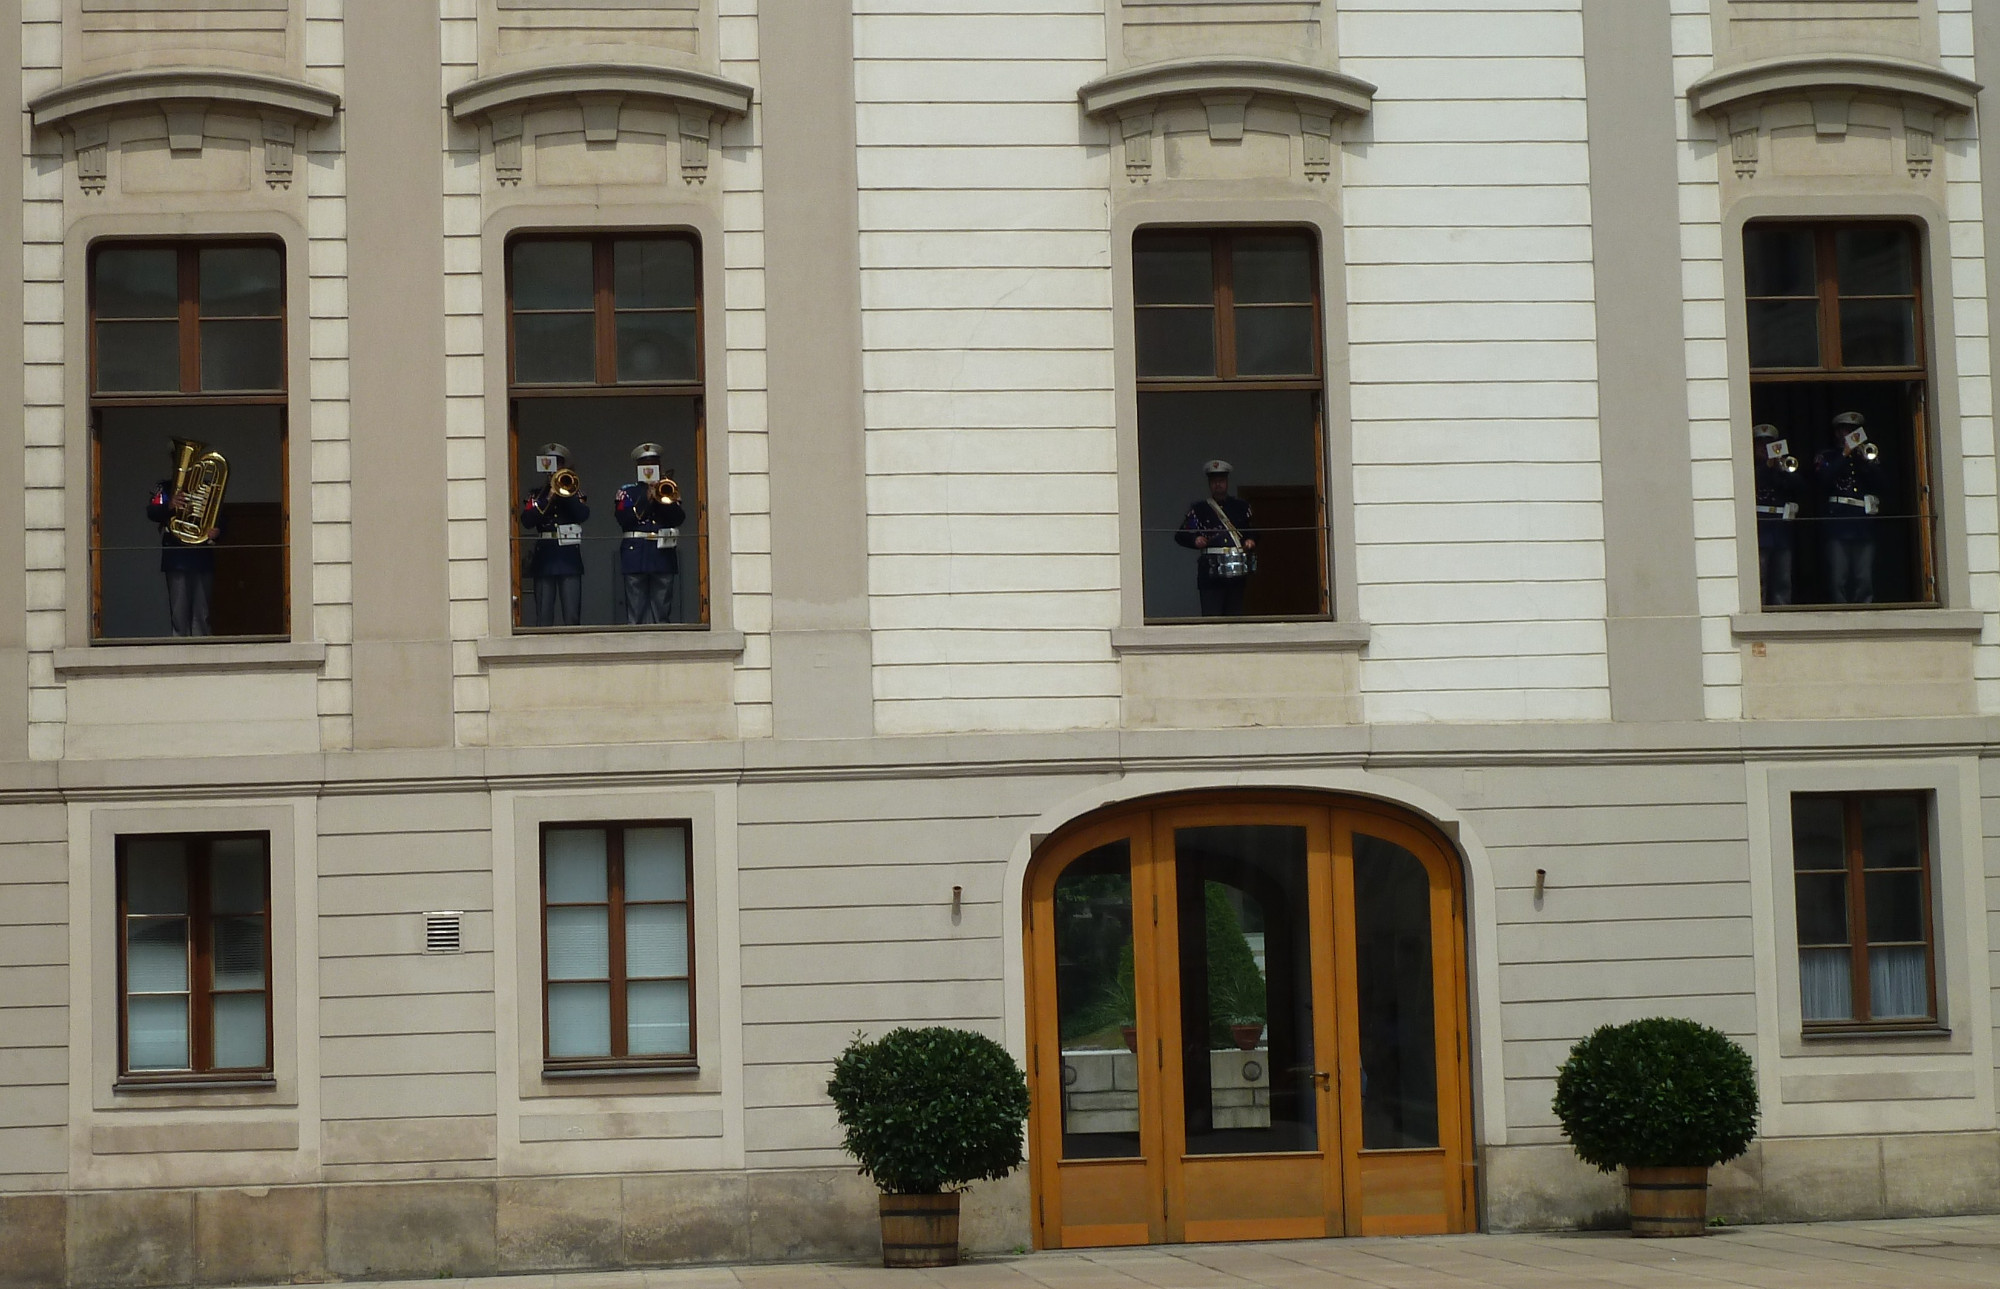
[446,63,754,187]
[1687,54,1979,181]
[1078,56,1375,183]
[28,67,340,193]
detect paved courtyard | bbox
[240,1216,2000,1289]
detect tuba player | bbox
[613,443,687,625]
[146,443,216,637]
[519,441,590,627]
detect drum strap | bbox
[1206,498,1245,549]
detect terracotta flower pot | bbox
[879,1191,960,1267]
[1626,1164,1709,1237]
[1230,1022,1264,1051]
[1120,1024,1139,1052]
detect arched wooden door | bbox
[1024,793,1473,1248]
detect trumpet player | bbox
[613,443,687,625]
[145,442,216,637]
[520,441,590,627]
[1814,410,1889,604]
[1752,423,1803,606]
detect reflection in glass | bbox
[1232,235,1314,303]
[616,311,698,383]
[1839,299,1916,367]
[1792,798,1845,871]
[1836,227,1914,297]
[1748,300,1820,369]
[199,247,282,317]
[95,247,179,318]
[548,981,611,1057]
[628,979,691,1055]
[1175,825,1316,1156]
[1860,796,1922,868]
[514,313,595,384]
[125,843,189,912]
[1053,841,1140,1160]
[1746,225,1817,297]
[1235,306,1315,376]
[545,830,608,902]
[200,318,283,391]
[1136,308,1216,377]
[127,917,190,992]
[95,320,181,393]
[212,992,267,1069]
[615,239,697,309]
[624,828,687,901]
[512,241,594,310]
[1134,235,1214,304]
[128,995,190,1070]
[1354,834,1440,1150]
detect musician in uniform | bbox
[519,441,590,627]
[1752,423,1804,606]
[1813,410,1890,604]
[146,445,217,638]
[613,442,687,625]
[1174,459,1258,618]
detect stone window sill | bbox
[541,1063,701,1080]
[54,641,326,677]
[113,1077,278,1094]
[1801,1026,1950,1043]
[1730,610,1984,641]
[1111,620,1370,655]
[477,629,745,664]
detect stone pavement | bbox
[250,1215,2000,1289]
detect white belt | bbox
[1755,505,1785,516]
[1829,496,1869,508]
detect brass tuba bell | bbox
[166,437,229,545]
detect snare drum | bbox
[1204,546,1252,580]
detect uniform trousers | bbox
[1198,579,1247,618]
[623,572,677,625]
[166,568,213,637]
[533,574,583,627]
[1757,538,1794,607]
[1827,537,1877,604]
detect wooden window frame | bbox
[539,819,697,1073]
[114,831,275,1085]
[1792,791,1939,1034]
[504,231,710,629]
[86,238,292,642]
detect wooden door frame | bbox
[1025,790,1475,1249]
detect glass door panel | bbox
[1354,833,1439,1150]
[1054,840,1140,1160]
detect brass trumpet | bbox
[1778,454,1800,474]
[1859,441,1882,463]
[166,437,228,545]
[549,467,582,499]
[648,475,680,509]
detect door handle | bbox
[1313,1070,1332,1089]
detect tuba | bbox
[648,475,680,509]
[166,437,228,545]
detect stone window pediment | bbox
[1687,54,1980,179]
[1078,56,1373,183]
[446,62,753,187]
[28,67,339,192]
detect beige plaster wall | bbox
[1741,638,1977,719]
[1120,649,1362,728]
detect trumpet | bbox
[549,467,581,499]
[648,475,680,509]
[1778,453,1800,474]
[1858,441,1881,463]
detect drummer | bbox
[1174,459,1258,617]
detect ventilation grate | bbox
[423,911,463,954]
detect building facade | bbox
[6,0,2000,1281]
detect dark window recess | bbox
[1790,792,1937,1031]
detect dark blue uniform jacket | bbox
[147,480,218,573]
[1753,458,1805,550]
[1175,494,1257,585]
[520,490,590,577]
[1813,449,1890,543]
[614,483,687,576]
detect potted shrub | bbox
[827,1026,1031,1268]
[1552,1017,1759,1237]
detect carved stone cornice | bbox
[27,67,341,131]
[1078,56,1375,123]
[446,63,753,185]
[1687,54,1980,119]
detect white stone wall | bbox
[308,0,353,752]
[1340,0,1610,723]
[22,0,64,763]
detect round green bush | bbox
[1552,1017,1759,1172]
[826,1026,1030,1196]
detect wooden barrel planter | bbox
[880,1192,961,1268]
[1626,1165,1709,1237]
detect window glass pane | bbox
[1791,798,1846,870]
[615,312,698,383]
[624,828,687,902]
[1860,796,1924,868]
[627,979,691,1055]
[1232,235,1314,304]
[210,842,265,914]
[199,247,282,317]
[1748,300,1820,368]
[1794,873,1849,946]
[211,992,268,1069]
[547,981,612,1058]
[1353,834,1439,1150]
[200,319,283,391]
[513,313,596,384]
[614,239,696,310]
[1234,306,1316,376]
[1864,871,1925,944]
[127,916,189,991]
[212,916,266,990]
[626,903,689,979]
[1135,308,1216,377]
[1869,945,1928,1019]
[1839,299,1916,367]
[95,321,181,393]
[127,995,190,1070]
[95,247,179,318]
[1836,227,1914,297]
[1053,840,1140,1160]
[546,906,610,980]
[545,830,608,902]
[1745,226,1817,297]
[124,841,189,911]
[1799,947,1854,1022]
[512,241,594,311]
[1134,235,1214,305]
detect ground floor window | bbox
[1791,792,1936,1030]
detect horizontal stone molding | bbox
[1078,56,1376,122]
[1687,54,1981,119]
[446,62,753,124]
[53,640,328,677]
[27,67,341,132]
[1729,609,1985,640]
[1110,620,1371,655]
[476,629,746,664]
